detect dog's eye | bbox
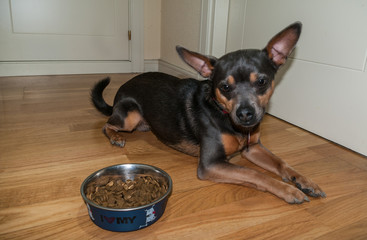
[256,77,268,87]
[220,84,231,92]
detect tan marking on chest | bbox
[221,134,247,156]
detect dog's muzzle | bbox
[234,105,263,128]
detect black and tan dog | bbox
[91,22,326,204]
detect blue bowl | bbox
[80,164,172,232]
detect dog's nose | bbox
[236,107,255,124]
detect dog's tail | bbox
[91,77,113,116]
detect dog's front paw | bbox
[281,167,326,199]
[280,183,310,204]
[289,176,326,198]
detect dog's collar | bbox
[211,97,229,114]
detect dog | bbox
[91,22,326,204]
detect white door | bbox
[0,0,143,75]
[224,0,367,156]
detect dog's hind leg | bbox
[103,98,147,147]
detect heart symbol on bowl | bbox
[104,216,115,224]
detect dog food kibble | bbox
[85,175,168,208]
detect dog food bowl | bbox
[80,164,172,232]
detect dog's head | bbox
[177,22,302,130]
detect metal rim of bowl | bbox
[80,163,173,212]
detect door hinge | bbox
[128,30,131,40]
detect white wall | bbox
[160,0,202,76]
[144,0,161,60]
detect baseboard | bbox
[1,59,200,78]
[143,59,159,72]
[0,59,157,77]
[0,60,137,76]
[158,60,199,79]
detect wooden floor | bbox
[1,73,367,240]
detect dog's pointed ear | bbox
[176,46,217,78]
[264,22,302,67]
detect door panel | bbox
[1,0,129,61]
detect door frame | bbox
[0,0,144,76]
[199,0,229,57]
